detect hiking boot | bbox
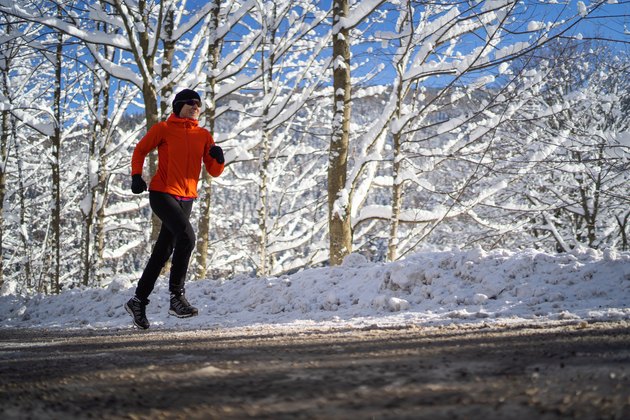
[124,296,150,329]
[169,293,198,318]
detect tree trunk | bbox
[81,75,99,287]
[0,95,7,290]
[114,0,160,242]
[0,19,11,288]
[94,65,111,286]
[144,84,160,242]
[387,6,414,262]
[14,130,32,288]
[328,0,352,266]
[196,0,221,280]
[160,7,176,117]
[387,76,406,262]
[257,4,277,276]
[388,132,403,262]
[82,37,112,287]
[51,8,63,293]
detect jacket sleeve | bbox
[203,132,225,178]
[131,124,162,176]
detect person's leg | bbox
[147,196,197,318]
[133,192,197,319]
[139,192,195,296]
[134,223,174,301]
[166,199,195,295]
[134,192,185,300]
[127,194,175,329]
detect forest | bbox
[0,0,628,294]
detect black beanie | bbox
[172,89,201,116]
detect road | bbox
[1,321,629,419]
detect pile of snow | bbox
[1,248,629,331]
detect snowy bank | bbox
[1,248,629,331]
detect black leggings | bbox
[135,192,195,300]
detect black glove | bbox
[209,145,225,164]
[131,174,147,194]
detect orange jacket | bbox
[131,114,224,198]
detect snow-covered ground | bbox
[1,247,629,331]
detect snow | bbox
[528,21,545,32]
[495,41,530,61]
[1,248,628,332]
[337,0,384,31]
[577,1,588,17]
[481,0,515,13]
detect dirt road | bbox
[1,320,629,419]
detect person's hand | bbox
[131,174,147,194]
[209,145,225,164]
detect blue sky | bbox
[152,0,629,106]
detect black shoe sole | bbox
[124,303,150,329]
[168,309,198,318]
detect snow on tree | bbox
[342,0,629,260]
[514,43,629,250]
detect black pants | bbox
[135,192,195,301]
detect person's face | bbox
[179,99,201,120]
